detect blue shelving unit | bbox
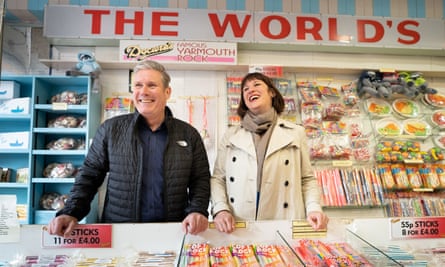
[0,75,101,224]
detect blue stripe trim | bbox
[227,0,246,10]
[69,0,90,4]
[188,0,207,9]
[264,0,282,12]
[408,0,425,18]
[373,0,390,16]
[26,0,47,23]
[302,0,320,14]
[28,0,48,10]
[150,0,169,8]
[338,0,355,15]
[109,0,130,6]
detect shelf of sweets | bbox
[314,165,385,208]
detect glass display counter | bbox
[0,218,443,266]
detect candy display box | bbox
[1,219,437,266]
[0,81,20,99]
[0,131,29,149]
[0,97,31,114]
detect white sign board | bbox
[44,6,445,50]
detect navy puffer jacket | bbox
[57,108,211,223]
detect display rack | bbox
[0,76,33,224]
[0,75,101,224]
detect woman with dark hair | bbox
[211,72,328,233]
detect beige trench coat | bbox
[211,118,322,221]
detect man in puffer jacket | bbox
[47,60,211,237]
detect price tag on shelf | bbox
[291,220,327,239]
[332,160,352,167]
[390,217,445,240]
[208,221,246,229]
[51,102,68,110]
[41,224,112,248]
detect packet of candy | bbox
[209,245,236,267]
[254,244,286,267]
[231,244,260,267]
[184,242,209,267]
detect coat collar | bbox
[229,118,301,157]
[267,119,300,156]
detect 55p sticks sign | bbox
[42,224,112,248]
[390,217,445,240]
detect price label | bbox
[42,224,112,248]
[390,217,445,240]
[332,160,352,167]
[51,102,68,110]
[291,220,327,239]
[209,221,246,229]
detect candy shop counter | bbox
[0,218,444,266]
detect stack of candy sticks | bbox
[293,239,373,267]
[315,166,384,207]
[183,240,375,267]
[275,245,304,266]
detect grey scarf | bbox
[241,108,277,191]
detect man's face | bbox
[132,69,171,118]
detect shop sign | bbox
[119,40,236,64]
[390,217,445,240]
[43,6,444,50]
[41,224,112,248]
[249,66,283,77]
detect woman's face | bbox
[242,78,275,115]
[132,69,171,119]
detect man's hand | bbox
[47,215,79,238]
[182,212,208,235]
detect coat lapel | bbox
[229,128,256,158]
[266,120,299,157]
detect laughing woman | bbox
[211,72,328,233]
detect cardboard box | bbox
[0,97,31,114]
[0,81,20,99]
[16,167,29,183]
[0,131,30,149]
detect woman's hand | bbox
[213,210,236,233]
[307,211,329,230]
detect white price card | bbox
[0,195,20,243]
[390,217,445,240]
